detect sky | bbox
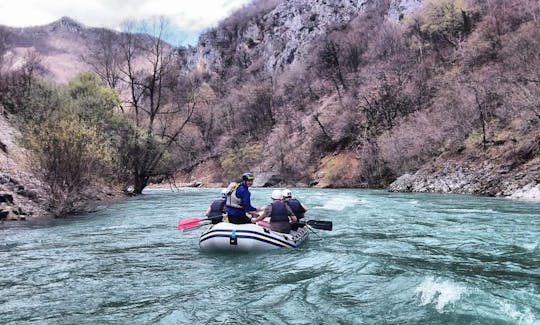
[0,0,253,46]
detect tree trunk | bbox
[133,174,148,194]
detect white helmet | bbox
[282,189,292,198]
[221,188,227,198]
[271,189,283,200]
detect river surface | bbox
[1,188,539,324]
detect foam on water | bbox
[500,301,538,325]
[1,188,538,324]
[415,276,466,313]
[315,195,363,211]
[521,241,539,252]
[446,208,498,214]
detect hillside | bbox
[177,0,539,200]
[2,17,104,83]
[0,113,48,219]
[1,0,539,219]
[0,109,121,220]
[188,0,422,76]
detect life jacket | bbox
[285,199,305,219]
[225,182,243,209]
[269,201,289,223]
[208,199,225,218]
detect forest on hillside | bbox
[0,0,539,215]
[198,0,540,187]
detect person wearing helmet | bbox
[205,188,227,224]
[282,188,308,220]
[252,189,297,233]
[225,172,259,224]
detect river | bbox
[1,188,539,324]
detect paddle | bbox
[305,220,333,231]
[177,215,222,230]
[182,221,211,232]
[306,224,322,239]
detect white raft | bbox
[199,222,309,253]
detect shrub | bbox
[325,159,346,184]
[220,143,263,181]
[24,116,113,216]
[414,0,472,47]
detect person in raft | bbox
[225,172,259,224]
[251,189,298,233]
[205,188,227,224]
[282,189,308,220]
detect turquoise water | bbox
[1,188,539,324]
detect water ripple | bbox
[1,189,539,324]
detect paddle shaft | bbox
[306,225,322,239]
[177,215,224,230]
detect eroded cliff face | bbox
[187,0,365,75]
[186,0,422,76]
[177,0,540,202]
[0,113,49,220]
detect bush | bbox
[325,159,346,184]
[220,143,263,181]
[413,0,472,48]
[13,74,122,215]
[24,116,113,216]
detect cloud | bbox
[0,0,253,45]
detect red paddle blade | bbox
[177,218,203,230]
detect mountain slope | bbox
[1,0,539,205]
[2,17,106,83]
[179,0,539,201]
[187,0,422,75]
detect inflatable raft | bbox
[199,222,309,253]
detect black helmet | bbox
[242,172,255,181]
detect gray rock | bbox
[186,0,416,76]
[508,183,540,202]
[0,193,14,204]
[253,172,283,187]
[388,173,415,192]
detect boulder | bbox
[0,193,14,204]
[508,183,540,202]
[185,181,202,187]
[0,205,21,221]
[253,172,283,187]
[388,173,415,192]
[0,196,31,221]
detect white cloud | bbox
[0,0,253,45]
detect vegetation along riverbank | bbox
[1,0,539,220]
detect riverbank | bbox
[388,150,540,203]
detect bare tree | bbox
[314,38,348,99]
[0,27,8,70]
[0,49,45,115]
[90,17,196,193]
[84,29,123,90]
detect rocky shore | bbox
[0,113,50,221]
[0,173,48,221]
[388,157,540,202]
